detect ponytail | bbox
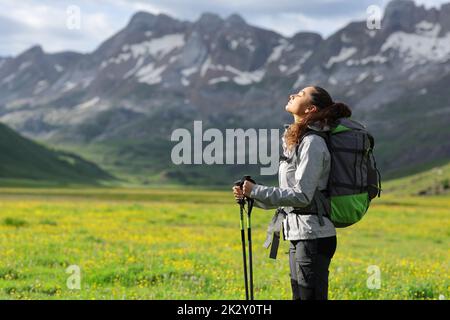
[322,102,352,124]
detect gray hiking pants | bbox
[289,236,337,300]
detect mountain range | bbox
[0,0,449,185]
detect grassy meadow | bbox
[0,186,448,300]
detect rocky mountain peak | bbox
[290,32,323,48]
[127,11,183,32]
[384,0,417,16]
[194,12,224,32]
[382,0,428,33]
[19,45,44,59]
[128,11,157,28]
[197,12,223,24]
[226,13,246,26]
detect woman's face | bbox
[285,86,316,117]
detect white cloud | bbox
[418,0,450,8]
[0,0,126,55]
[249,12,356,37]
[0,0,449,56]
[108,0,169,14]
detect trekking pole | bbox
[234,180,249,300]
[243,176,256,300]
[234,175,256,300]
[246,197,255,300]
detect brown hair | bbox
[284,86,352,150]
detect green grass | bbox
[0,187,448,300]
[2,217,28,228]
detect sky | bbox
[0,0,448,56]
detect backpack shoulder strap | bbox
[295,129,333,200]
[295,130,331,157]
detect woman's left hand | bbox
[242,180,254,198]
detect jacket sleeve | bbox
[249,135,325,208]
[252,198,278,210]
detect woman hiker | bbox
[232,86,352,300]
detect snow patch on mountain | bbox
[82,77,94,88]
[208,76,230,85]
[381,31,450,64]
[242,38,255,52]
[54,64,64,72]
[181,78,190,86]
[415,21,441,37]
[290,51,312,74]
[123,57,145,78]
[200,57,212,77]
[373,74,384,82]
[223,65,265,85]
[180,66,198,86]
[18,61,32,71]
[43,97,108,126]
[267,39,289,64]
[340,33,352,43]
[100,52,132,69]
[198,56,264,84]
[366,30,377,38]
[169,55,179,64]
[328,76,337,85]
[2,73,16,84]
[126,33,185,60]
[0,110,36,126]
[181,66,198,77]
[225,36,256,52]
[199,59,226,74]
[419,88,427,95]
[33,80,49,94]
[136,63,167,85]
[62,81,77,92]
[356,71,370,83]
[325,47,357,68]
[347,55,388,66]
[292,74,306,89]
[230,39,239,50]
[76,97,100,110]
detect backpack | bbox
[300,117,382,228]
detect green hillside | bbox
[0,123,114,185]
[382,161,450,196]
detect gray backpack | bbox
[301,117,382,227]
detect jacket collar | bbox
[307,120,331,132]
[283,121,331,132]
